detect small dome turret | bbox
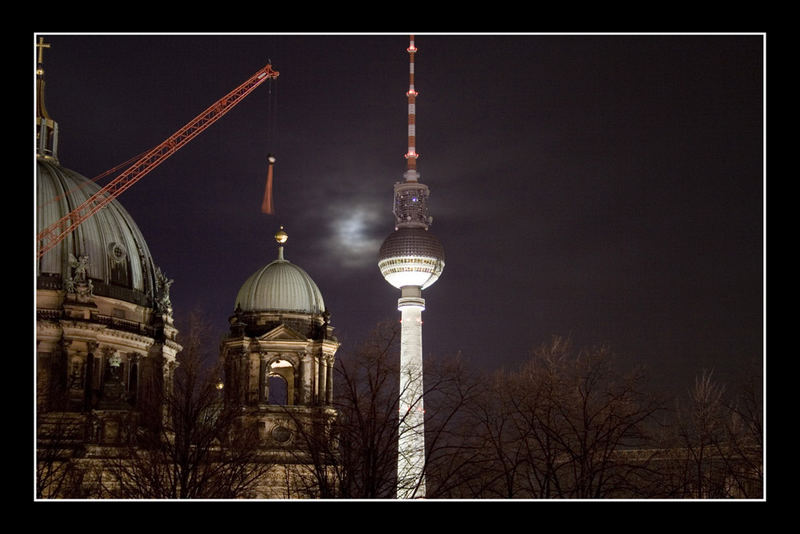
[234,228,326,315]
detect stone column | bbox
[238,351,248,406]
[302,354,313,405]
[162,359,179,426]
[66,348,86,410]
[317,353,325,405]
[84,341,98,410]
[129,353,141,406]
[258,353,268,404]
[325,354,334,404]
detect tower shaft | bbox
[397,291,426,499]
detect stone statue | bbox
[70,253,89,281]
[66,253,93,300]
[107,352,122,381]
[99,351,128,409]
[155,267,174,315]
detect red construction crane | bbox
[37,63,280,259]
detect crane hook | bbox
[261,154,276,214]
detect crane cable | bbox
[261,73,278,215]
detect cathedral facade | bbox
[35,41,338,499]
[36,69,183,494]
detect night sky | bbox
[35,33,764,397]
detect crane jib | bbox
[37,63,279,259]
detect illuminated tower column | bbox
[378,35,445,500]
[397,286,426,497]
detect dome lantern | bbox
[275,225,288,260]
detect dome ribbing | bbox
[36,159,158,307]
[234,256,325,315]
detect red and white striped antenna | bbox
[404,35,419,182]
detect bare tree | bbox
[446,368,529,498]
[322,320,402,498]
[102,312,274,498]
[460,337,665,499]
[36,414,91,498]
[288,330,769,500]
[667,365,763,498]
[678,370,728,498]
[720,362,763,498]
[285,321,482,499]
[419,354,483,498]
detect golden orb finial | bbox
[275,226,288,244]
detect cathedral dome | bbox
[37,159,159,307]
[234,240,325,315]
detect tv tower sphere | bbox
[378,226,445,290]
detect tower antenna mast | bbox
[405,35,419,181]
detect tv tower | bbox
[378,35,445,499]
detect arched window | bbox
[268,375,288,405]
[108,242,132,287]
[267,359,294,405]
